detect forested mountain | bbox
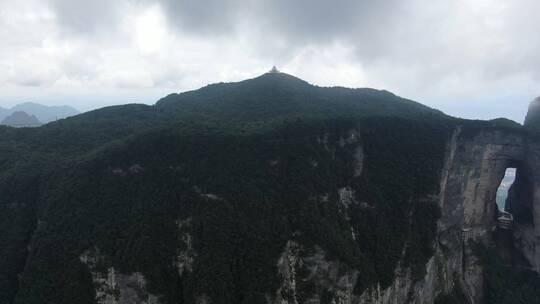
[156,72,445,124]
[0,72,538,304]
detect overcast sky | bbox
[0,0,538,122]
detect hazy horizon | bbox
[0,72,532,123]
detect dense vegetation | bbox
[473,238,540,304]
[1,116,450,303]
[434,280,469,304]
[0,72,513,304]
[156,73,446,125]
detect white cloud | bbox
[0,0,538,122]
[133,5,167,55]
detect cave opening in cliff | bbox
[496,168,516,212]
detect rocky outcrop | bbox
[80,248,161,304]
[356,256,440,304]
[175,217,196,277]
[273,240,359,304]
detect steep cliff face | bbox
[284,105,537,304]
[327,124,529,304]
[509,98,540,273]
[404,99,540,304]
[435,126,526,303]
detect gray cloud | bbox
[152,0,407,59]
[157,0,244,35]
[50,0,124,35]
[145,0,540,85]
[48,0,540,79]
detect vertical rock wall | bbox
[435,126,525,303]
[269,119,537,304]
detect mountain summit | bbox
[155,72,444,125]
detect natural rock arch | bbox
[428,98,540,304]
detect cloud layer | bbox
[0,0,538,121]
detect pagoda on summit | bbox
[269,66,280,73]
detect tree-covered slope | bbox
[3,117,450,304]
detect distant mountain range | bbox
[1,111,42,128]
[0,102,79,125]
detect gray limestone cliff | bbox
[263,99,540,304]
